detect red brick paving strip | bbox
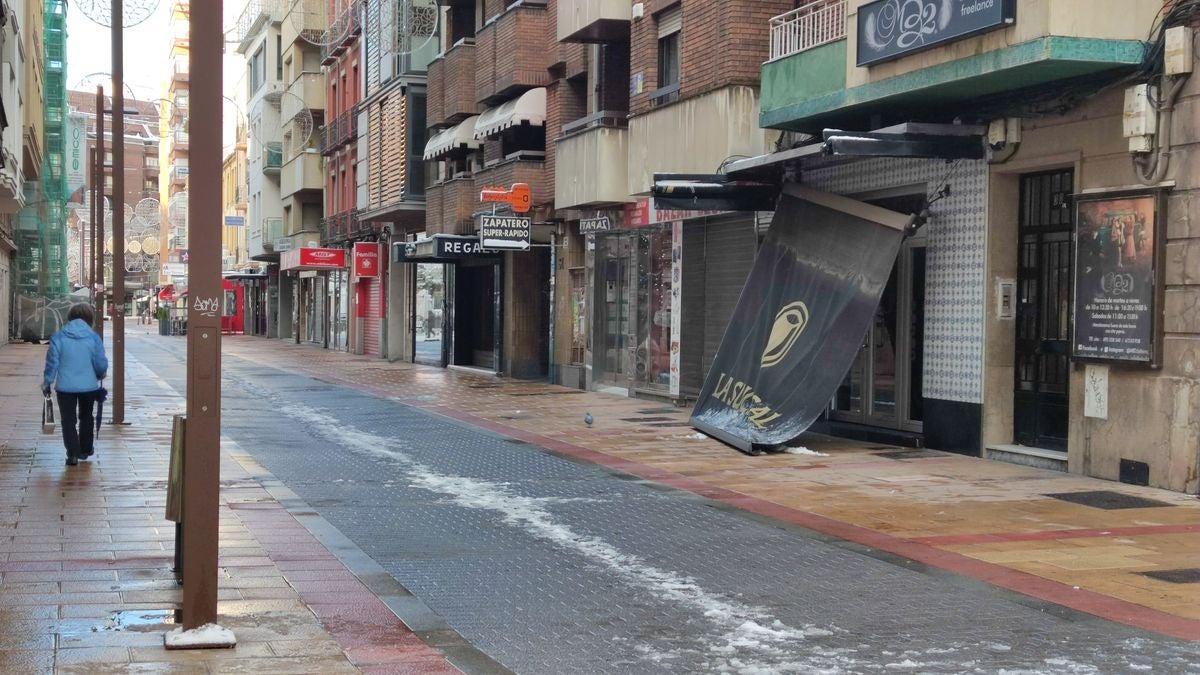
[231,502,461,673]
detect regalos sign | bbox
[857,0,1016,66]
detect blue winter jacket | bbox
[43,319,108,394]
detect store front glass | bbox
[594,226,674,394]
[327,270,349,351]
[832,196,927,432]
[414,262,445,365]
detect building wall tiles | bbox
[802,157,988,404]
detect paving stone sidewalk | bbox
[213,334,1200,642]
[0,341,461,674]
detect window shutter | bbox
[658,7,681,38]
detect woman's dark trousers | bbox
[56,392,95,460]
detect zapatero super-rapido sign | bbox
[479,215,532,251]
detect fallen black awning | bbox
[651,173,779,212]
[690,183,917,454]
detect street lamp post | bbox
[95,86,106,337]
[177,0,227,640]
[111,0,126,425]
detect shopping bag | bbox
[41,395,55,435]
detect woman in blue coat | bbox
[42,304,108,466]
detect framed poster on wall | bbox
[1071,189,1165,366]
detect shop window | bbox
[569,268,587,365]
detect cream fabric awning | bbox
[473,88,547,140]
[422,116,482,160]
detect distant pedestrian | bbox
[42,304,108,466]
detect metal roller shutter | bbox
[362,277,382,356]
[700,216,757,379]
[679,215,758,395]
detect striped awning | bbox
[473,88,547,140]
[423,116,482,160]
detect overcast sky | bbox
[66,2,246,146]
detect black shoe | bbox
[66,456,78,466]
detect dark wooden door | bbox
[1014,169,1074,451]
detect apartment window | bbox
[249,45,266,94]
[276,36,283,81]
[654,7,681,105]
[104,175,113,189]
[145,156,159,168]
[144,178,156,190]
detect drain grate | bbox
[648,422,693,428]
[621,417,677,423]
[638,407,680,415]
[874,449,943,460]
[508,390,584,396]
[1141,568,1200,584]
[1043,490,1175,510]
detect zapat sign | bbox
[690,184,916,454]
[479,214,532,251]
[856,0,1016,66]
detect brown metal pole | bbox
[181,0,222,630]
[111,1,126,424]
[95,87,106,338]
[89,146,96,299]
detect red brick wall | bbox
[477,5,552,104]
[629,0,789,116]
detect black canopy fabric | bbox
[690,184,914,453]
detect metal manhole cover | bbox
[1043,490,1174,510]
[1141,568,1200,584]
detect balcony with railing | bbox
[555,111,629,210]
[169,164,190,186]
[760,0,1158,132]
[319,209,362,245]
[319,109,358,155]
[475,2,551,105]
[172,57,189,82]
[261,217,285,254]
[557,0,629,43]
[428,40,477,128]
[281,150,323,197]
[768,0,845,62]
[263,142,283,174]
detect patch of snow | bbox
[782,446,829,457]
[281,401,851,674]
[163,623,236,648]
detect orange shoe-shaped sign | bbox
[480,183,532,213]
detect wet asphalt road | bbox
[130,334,1200,674]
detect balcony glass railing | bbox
[264,142,283,169]
[769,0,847,61]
